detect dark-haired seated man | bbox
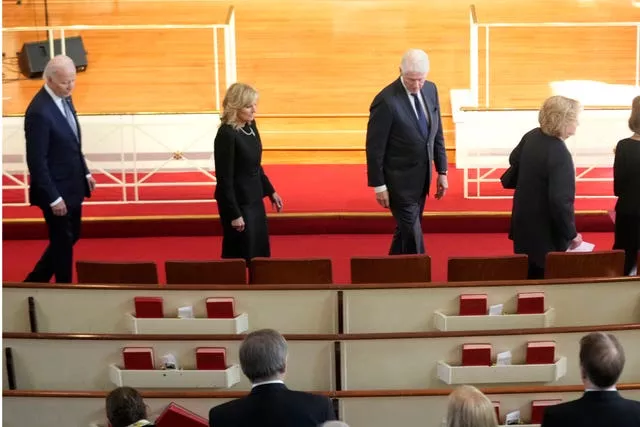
[542,332,640,427]
[106,386,154,427]
[209,328,336,427]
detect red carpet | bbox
[3,164,615,219]
[2,232,615,284]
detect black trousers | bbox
[24,204,82,284]
[389,196,427,255]
[613,212,640,276]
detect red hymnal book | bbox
[123,347,155,370]
[461,343,492,366]
[517,292,545,314]
[530,399,562,424]
[196,347,227,370]
[155,402,208,427]
[526,341,556,364]
[491,401,500,422]
[134,296,164,318]
[206,297,235,318]
[459,294,488,316]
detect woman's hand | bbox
[270,192,284,212]
[231,216,245,232]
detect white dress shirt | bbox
[42,84,91,207]
[251,379,285,389]
[373,77,430,194]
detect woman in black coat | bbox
[214,83,283,261]
[507,95,583,279]
[613,96,640,275]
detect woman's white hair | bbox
[400,49,430,75]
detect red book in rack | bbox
[517,292,545,314]
[530,399,562,424]
[459,294,488,316]
[526,341,556,364]
[196,347,227,370]
[155,402,208,427]
[461,343,492,366]
[134,296,164,318]
[123,347,155,370]
[206,297,235,319]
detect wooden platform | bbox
[3,0,638,163]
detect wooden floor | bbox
[2,0,639,162]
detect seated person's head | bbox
[239,328,288,384]
[446,385,498,427]
[579,332,625,389]
[106,386,148,427]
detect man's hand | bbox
[435,174,448,200]
[376,190,390,209]
[569,233,583,250]
[231,216,245,232]
[270,192,284,212]
[51,199,68,216]
[87,176,97,192]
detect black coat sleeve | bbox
[432,84,448,174]
[214,126,242,219]
[25,111,60,204]
[365,93,393,188]
[547,143,577,241]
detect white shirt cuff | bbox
[50,197,63,207]
[86,174,92,179]
[374,185,387,193]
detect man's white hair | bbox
[400,48,430,75]
[43,55,76,79]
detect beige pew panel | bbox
[340,389,640,427]
[2,338,334,391]
[343,280,640,333]
[341,328,640,390]
[2,396,232,427]
[2,287,337,334]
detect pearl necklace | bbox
[239,125,255,137]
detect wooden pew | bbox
[544,251,625,279]
[447,255,528,282]
[2,283,338,334]
[338,387,640,427]
[341,278,640,333]
[4,385,640,427]
[165,260,247,284]
[249,258,333,284]
[76,261,159,285]
[2,333,335,392]
[351,255,431,284]
[339,325,640,390]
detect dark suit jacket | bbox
[509,128,577,268]
[614,137,640,215]
[366,78,447,204]
[209,383,336,427]
[214,122,275,219]
[542,390,640,427]
[25,87,90,208]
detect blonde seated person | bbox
[445,385,498,427]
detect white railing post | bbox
[469,5,479,107]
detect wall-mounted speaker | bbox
[18,36,88,79]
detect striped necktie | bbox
[62,97,79,140]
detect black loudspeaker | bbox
[18,36,88,79]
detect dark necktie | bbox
[411,93,428,138]
[62,97,79,140]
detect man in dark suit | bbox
[366,48,448,255]
[542,332,640,427]
[24,55,96,284]
[209,329,337,427]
